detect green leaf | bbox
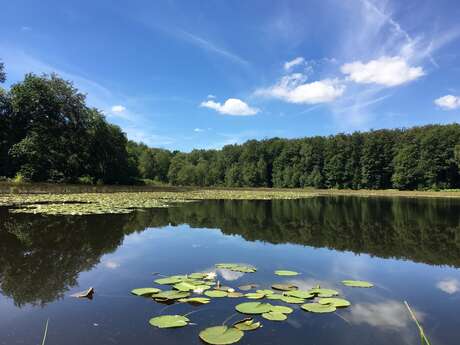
[301,303,336,313]
[227,292,244,298]
[318,297,351,308]
[199,326,244,345]
[131,288,161,296]
[262,311,287,321]
[154,275,187,285]
[238,284,258,291]
[235,302,273,314]
[266,293,284,300]
[178,297,211,304]
[284,290,314,299]
[342,280,374,288]
[274,270,299,276]
[281,295,305,304]
[205,290,228,298]
[153,290,190,301]
[233,318,261,331]
[270,305,293,314]
[309,288,339,297]
[244,292,265,299]
[149,315,189,328]
[256,289,274,295]
[272,284,298,291]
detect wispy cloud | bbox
[200,98,259,116]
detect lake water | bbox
[1,197,460,345]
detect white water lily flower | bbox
[228,288,235,293]
[193,288,205,294]
[205,272,217,280]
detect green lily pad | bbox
[235,302,273,314]
[272,284,298,291]
[178,297,211,304]
[342,280,374,288]
[301,303,336,313]
[227,292,244,298]
[270,305,293,314]
[199,326,244,345]
[205,290,228,298]
[153,290,190,301]
[245,292,265,299]
[238,284,258,291]
[284,290,314,299]
[262,311,287,321]
[309,288,339,297]
[233,318,261,331]
[215,263,256,273]
[318,297,351,308]
[256,289,274,295]
[189,272,209,279]
[154,275,187,285]
[281,296,305,304]
[173,281,200,291]
[131,288,161,296]
[274,270,299,276]
[266,293,284,300]
[149,315,190,328]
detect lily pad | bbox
[284,290,314,299]
[274,270,299,276]
[178,297,211,304]
[256,289,274,295]
[149,315,190,328]
[131,288,161,296]
[342,280,374,288]
[262,311,287,321]
[301,303,336,313]
[199,326,244,345]
[238,284,258,291]
[235,302,273,314]
[281,295,305,304]
[205,290,228,298]
[153,290,190,301]
[318,297,351,308]
[189,272,209,279]
[233,318,261,331]
[227,292,244,298]
[270,305,293,314]
[244,292,265,299]
[266,293,284,300]
[272,283,298,291]
[309,288,339,297]
[154,275,187,285]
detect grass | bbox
[404,301,431,345]
[41,319,49,345]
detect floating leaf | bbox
[70,287,94,299]
[309,288,339,297]
[227,292,244,298]
[178,297,211,304]
[199,326,244,345]
[342,280,374,288]
[274,270,299,276]
[284,290,314,299]
[149,315,189,328]
[281,295,305,304]
[131,288,161,296]
[233,318,261,331]
[270,305,293,314]
[262,311,287,321]
[266,293,284,300]
[153,290,190,301]
[189,272,208,279]
[238,284,258,291]
[154,275,187,285]
[235,302,273,314]
[318,298,351,308]
[216,263,256,273]
[301,303,336,313]
[256,289,274,295]
[205,290,228,298]
[173,282,200,291]
[272,284,298,291]
[245,292,265,299]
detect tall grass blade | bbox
[404,301,431,345]
[41,318,49,345]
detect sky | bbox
[1,0,460,151]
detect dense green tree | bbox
[0,61,5,83]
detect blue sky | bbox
[1,0,460,151]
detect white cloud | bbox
[200,98,259,116]
[284,57,305,71]
[104,260,120,269]
[256,73,345,104]
[341,56,424,87]
[436,278,460,294]
[111,105,126,113]
[207,94,216,99]
[434,95,460,110]
[194,128,205,132]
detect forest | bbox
[2,62,460,190]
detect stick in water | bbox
[404,301,431,345]
[41,319,49,345]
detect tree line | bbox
[1,62,460,189]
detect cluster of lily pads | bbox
[131,263,373,345]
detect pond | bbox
[1,197,459,345]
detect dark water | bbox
[1,197,460,345]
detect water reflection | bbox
[1,196,460,307]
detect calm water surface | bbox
[1,197,460,345]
